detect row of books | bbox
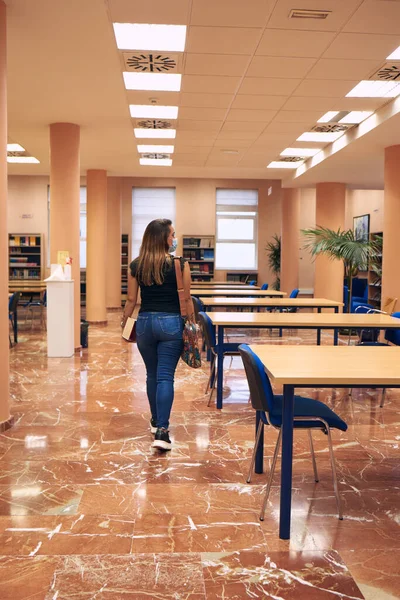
[190,264,211,273]
[183,237,214,249]
[9,269,41,279]
[9,236,39,247]
[10,273,41,280]
[184,249,214,260]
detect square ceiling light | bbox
[387,46,400,60]
[140,157,173,166]
[113,23,187,52]
[123,72,181,92]
[267,161,302,169]
[338,111,373,124]
[134,129,176,139]
[7,143,25,152]
[346,80,400,98]
[137,145,174,153]
[317,111,339,123]
[130,105,178,119]
[281,147,321,157]
[297,131,344,143]
[7,156,39,163]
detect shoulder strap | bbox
[174,257,187,317]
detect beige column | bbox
[314,183,346,303]
[382,146,400,310]
[86,170,107,323]
[106,177,122,309]
[49,123,81,348]
[281,188,300,294]
[0,0,11,428]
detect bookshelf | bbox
[368,232,383,309]
[9,234,43,289]
[80,270,86,306]
[121,234,129,305]
[227,272,258,284]
[183,235,215,281]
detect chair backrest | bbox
[352,277,367,298]
[343,285,349,312]
[238,344,275,414]
[261,283,269,290]
[43,290,47,306]
[382,297,397,314]
[191,296,204,321]
[198,311,216,349]
[249,280,256,286]
[289,288,299,299]
[385,311,400,345]
[8,291,21,313]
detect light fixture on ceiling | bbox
[130,105,178,119]
[338,111,373,124]
[346,80,400,98]
[281,147,321,157]
[386,46,400,60]
[297,131,344,143]
[140,157,173,166]
[267,161,303,169]
[123,72,182,92]
[134,128,176,139]
[7,156,40,163]
[317,111,339,123]
[289,8,331,19]
[113,23,187,52]
[7,143,25,152]
[137,145,174,153]
[221,149,239,154]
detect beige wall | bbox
[299,188,316,292]
[345,189,384,234]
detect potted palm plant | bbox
[265,234,281,290]
[301,226,380,312]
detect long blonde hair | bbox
[136,218,172,286]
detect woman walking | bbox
[121,219,195,451]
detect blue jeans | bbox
[136,312,184,430]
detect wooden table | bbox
[209,312,400,409]
[200,297,343,311]
[191,284,260,290]
[192,289,286,298]
[249,344,400,540]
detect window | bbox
[215,189,258,270]
[132,187,176,258]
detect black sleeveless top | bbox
[130,256,186,314]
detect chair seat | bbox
[263,395,347,431]
[216,342,241,354]
[358,342,388,346]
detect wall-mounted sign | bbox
[21,214,33,219]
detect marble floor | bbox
[2,312,399,599]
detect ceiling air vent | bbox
[369,63,400,81]
[280,156,304,163]
[123,52,180,73]
[135,119,174,129]
[311,124,350,134]
[7,151,27,157]
[142,153,170,160]
[289,8,331,19]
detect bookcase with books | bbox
[368,232,383,309]
[121,234,129,305]
[227,272,258,284]
[182,235,215,281]
[9,234,43,285]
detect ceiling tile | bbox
[293,79,357,97]
[239,155,271,168]
[343,0,400,35]
[306,58,382,81]
[231,95,287,110]
[182,75,240,94]
[257,29,335,58]
[190,0,273,27]
[184,53,249,76]
[254,131,297,145]
[173,145,211,155]
[213,138,252,148]
[108,0,190,24]
[267,0,363,32]
[323,32,400,60]
[215,130,260,141]
[273,110,321,123]
[226,108,277,123]
[186,26,260,55]
[176,133,218,145]
[180,93,232,108]
[126,91,180,105]
[173,156,207,166]
[239,77,301,95]
[221,121,266,133]
[179,107,227,121]
[178,120,222,131]
[282,97,337,111]
[264,121,308,135]
[247,56,316,78]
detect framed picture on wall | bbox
[353,214,370,242]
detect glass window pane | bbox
[216,189,258,206]
[132,187,176,259]
[80,215,87,239]
[80,241,87,269]
[217,218,254,240]
[216,243,256,269]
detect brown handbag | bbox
[174,257,202,368]
[122,317,137,342]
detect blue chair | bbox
[198,312,240,406]
[238,344,347,521]
[261,283,269,290]
[191,296,205,322]
[290,288,299,299]
[8,292,21,346]
[25,290,47,330]
[249,280,256,286]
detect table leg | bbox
[14,308,18,343]
[334,328,338,345]
[279,308,283,338]
[216,325,224,410]
[279,384,295,540]
[255,410,264,474]
[317,307,321,345]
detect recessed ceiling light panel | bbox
[134,129,176,139]
[113,23,187,52]
[123,72,181,91]
[7,143,25,152]
[297,131,344,142]
[281,147,321,157]
[317,111,339,123]
[267,161,301,169]
[387,46,400,60]
[140,157,173,166]
[338,111,373,124]
[130,105,178,119]
[346,80,400,98]
[7,156,40,163]
[137,145,174,153]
